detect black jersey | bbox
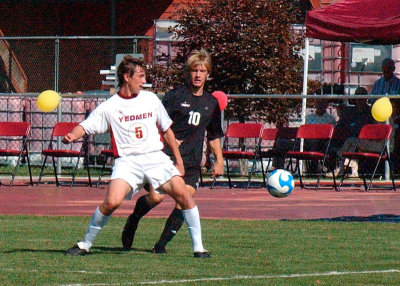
[162,85,224,167]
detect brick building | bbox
[0,0,207,92]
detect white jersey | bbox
[80,91,172,156]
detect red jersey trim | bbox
[109,127,119,158]
[117,91,138,99]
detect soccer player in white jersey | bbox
[64,55,209,258]
[121,49,223,256]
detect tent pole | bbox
[299,37,310,174]
[301,37,309,125]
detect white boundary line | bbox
[137,269,400,285]
[50,269,400,285]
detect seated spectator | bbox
[305,99,336,125]
[333,87,375,177]
[305,99,336,173]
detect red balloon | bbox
[212,91,228,111]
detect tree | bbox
[148,0,305,124]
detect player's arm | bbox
[208,138,224,178]
[63,125,86,143]
[161,127,185,176]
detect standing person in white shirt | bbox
[64,55,209,258]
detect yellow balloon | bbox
[37,90,60,112]
[371,97,392,122]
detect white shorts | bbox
[111,151,181,200]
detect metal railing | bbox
[0,93,397,183]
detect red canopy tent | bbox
[303,0,400,179]
[305,0,400,44]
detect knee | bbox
[174,190,195,210]
[147,192,165,207]
[186,185,196,197]
[100,200,121,215]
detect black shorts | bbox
[183,166,200,190]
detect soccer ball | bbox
[266,169,294,198]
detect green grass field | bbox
[0,216,399,285]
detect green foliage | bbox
[1,216,400,285]
[148,0,305,124]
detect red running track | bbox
[0,184,399,220]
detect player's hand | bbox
[63,133,75,144]
[211,161,223,178]
[175,160,185,177]
[176,139,183,146]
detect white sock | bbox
[182,206,205,253]
[78,207,111,251]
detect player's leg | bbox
[66,178,132,256]
[153,168,199,254]
[122,184,165,249]
[160,175,209,258]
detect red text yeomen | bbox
[119,112,153,122]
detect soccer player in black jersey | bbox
[121,49,224,257]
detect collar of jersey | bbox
[117,91,138,99]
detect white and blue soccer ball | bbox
[266,169,294,198]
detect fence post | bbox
[55,38,62,175]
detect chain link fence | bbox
[0,93,397,181]
[0,36,152,93]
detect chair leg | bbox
[286,157,295,174]
[10,156,22,187]
[246,158,257,190]
[260,157,266,188]
[338,158,352,191]
[360,169,368,191]
[225,159,232,189]
[226,158,232,189]
[366,158,382,192]
[52,157,59,186]
[331,164,337,191]
[71,156,81,187]
[315,159,324,190]
[388,159,396,191]
[295,160,304,189]
[262,157,273,188]
[96,155,108,188]
[26,155,33,186]
[86,154,92,187]
[37,155,48,186]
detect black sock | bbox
[155,208,184,248]
[130,195,152,222]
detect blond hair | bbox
[184,49,212,79]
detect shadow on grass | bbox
[92,246,153,254]
[1,249,66,254]
[305,214,400,223]
[1,246,153,255]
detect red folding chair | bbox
[338,124,396,192]
[257,128,279,187]
[38,122,92,187]
[286,124,336,190]
[213,122,264,189]
[258,127,299,187]
[0,122,33,186]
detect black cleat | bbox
[66,245,88,256]
[122,213,139,249]
[194,250,211,258]
[151,243,167,254]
